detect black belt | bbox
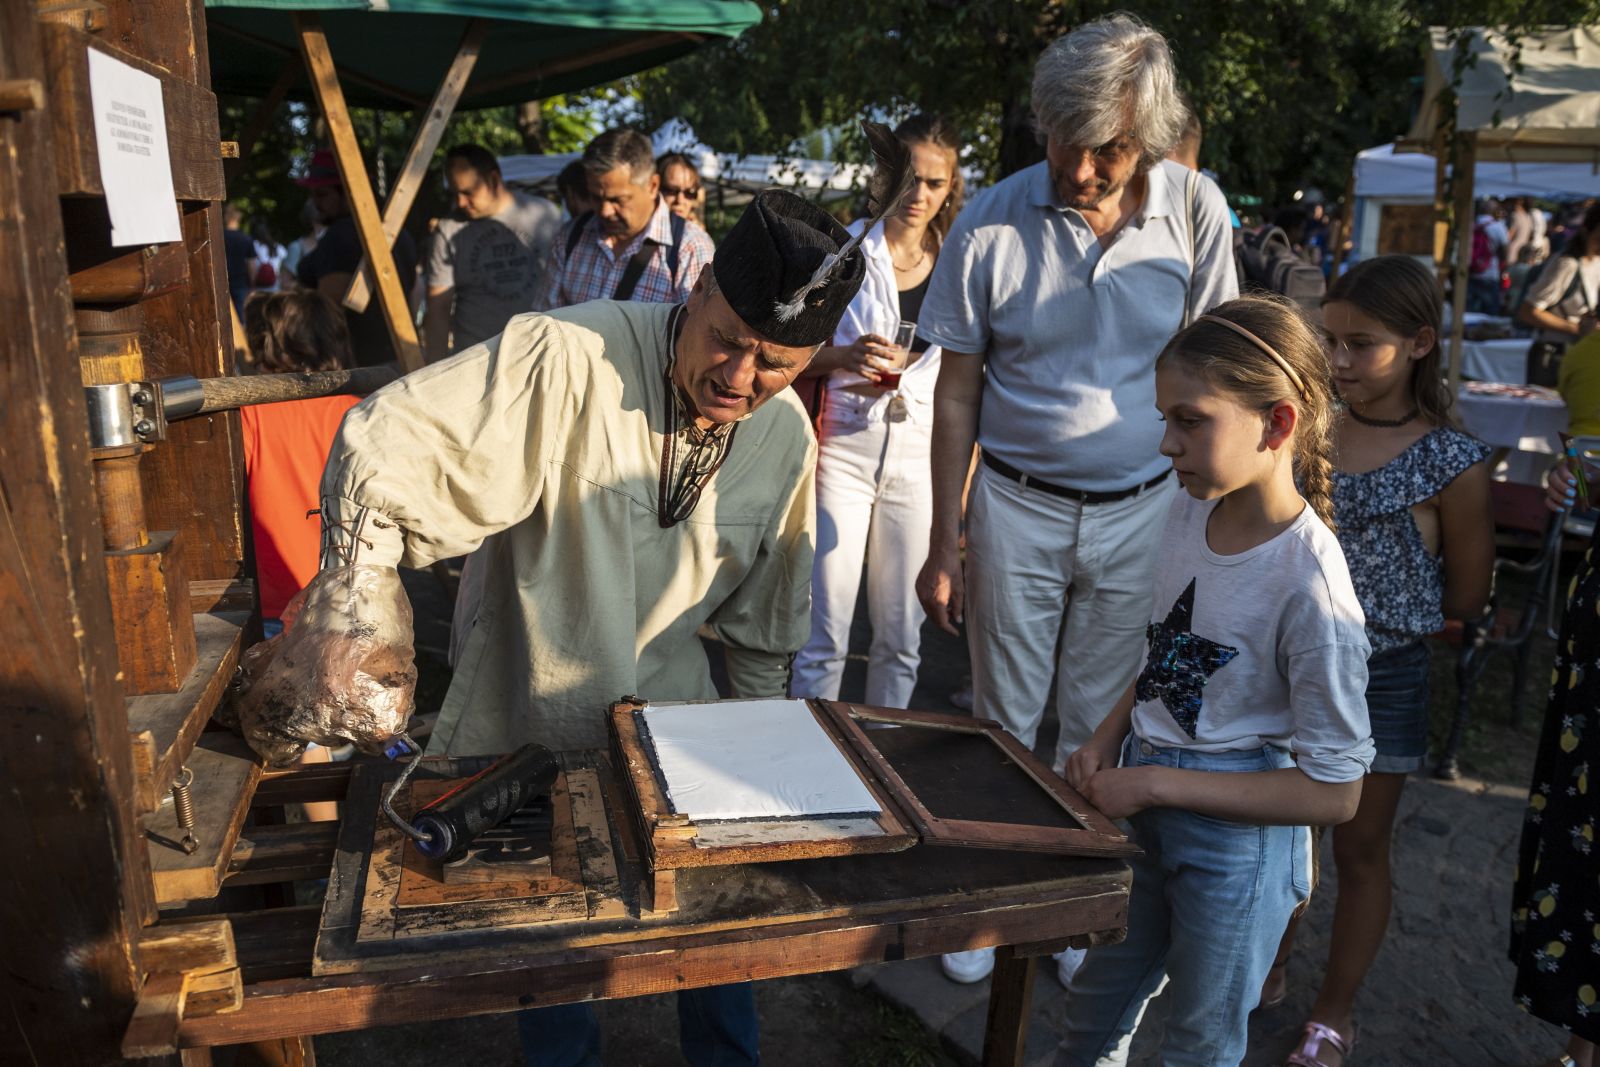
[982,453,1169,504]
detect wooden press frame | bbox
[815,701,1138,858]
[610,696,1137,908]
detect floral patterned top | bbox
[1332,425,1492,653]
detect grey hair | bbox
[582,128,655,186]
[1031,14,1187,169]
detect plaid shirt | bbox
[533,196,714,311]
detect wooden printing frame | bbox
[608,697,1137,891]
[815,701,1139,859]
[608,698,920,876]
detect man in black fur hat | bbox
[306,189,865,1065]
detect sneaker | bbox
[1054,946,1086,987]
[949,679,975,712]
[940,947,995,984]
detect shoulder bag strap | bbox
[564,212,593,262]
[666,212,686,282]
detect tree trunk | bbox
[517,100,545,154]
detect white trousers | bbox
[965,463,1172,771]
[791,409,932,708]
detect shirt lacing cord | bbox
[318,499,381,568]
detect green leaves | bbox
[634,0,1600,209]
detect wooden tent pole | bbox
[1431,132,1450,278]
[1448,132,1477,394]
[294,12,423,372]
[342,18,487,317]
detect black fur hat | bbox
[711,190,866,348]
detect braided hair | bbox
[1158,295,1339,531]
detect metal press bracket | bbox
[83,380,161,448]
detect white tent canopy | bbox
[1404,25,1600,164]
[498,120,868,201]
[1356,142,1600,200]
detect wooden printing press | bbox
[0,3,1136,1062]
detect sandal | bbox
[1257,955,1290,1011]
[1285,1021,1356,1067]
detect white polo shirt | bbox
[919,159,1238,492]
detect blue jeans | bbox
[516,983,759,1067]
[1055,738,1312,1067]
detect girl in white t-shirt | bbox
[1058,295,1375,1066]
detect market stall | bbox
[1399,25,1600,389]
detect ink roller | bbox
[382,737,559,863]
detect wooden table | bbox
[178,746,1132,1066]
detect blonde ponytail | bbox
[1160,295,1339,531]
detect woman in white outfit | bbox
[790,115,963,708]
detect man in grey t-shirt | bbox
[425,144,561,360]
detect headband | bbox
[1198,314,1308,399]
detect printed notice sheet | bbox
[642,699,882,821]
[87,47,181,246]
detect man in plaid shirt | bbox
[534,127,714,310]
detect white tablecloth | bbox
[1457,382,1568,484]
[1446,337,1529,384]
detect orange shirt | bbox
[241,394,362,619]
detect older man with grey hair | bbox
[534,127,714,310]
[914,14,1237,986]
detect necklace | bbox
[658,305,738,528]
[890,246,928,273]
[1344,403,1419,428]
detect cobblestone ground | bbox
[859,772,1566,1066]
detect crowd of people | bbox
[226,13,1597,1067]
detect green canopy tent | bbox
[206,0,762,110]
[204,0,760,369]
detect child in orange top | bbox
[240,291,362,632]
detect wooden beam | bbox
[0,3,150,1060]
[1447,132,1476,394]
[0,77,43,111]
[122,970,193,1059]
[38,22,225,201]
[1432,132,1451,276]
[982,946,1036,1067]
[343,19,487,316]
[294,13,423,372]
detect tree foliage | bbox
[636,0,1599,209]
[220,93,611,245]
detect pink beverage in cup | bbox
[879,321,917,389]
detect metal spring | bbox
[172,766,198,855]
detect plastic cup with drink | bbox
[877,321,917,390]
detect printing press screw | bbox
[172,766,198,855]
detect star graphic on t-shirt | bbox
[1135,578,1239,739]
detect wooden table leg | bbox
[982,944,1037,1066]
[237,1035,316,1066]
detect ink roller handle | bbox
[411,743,559,863]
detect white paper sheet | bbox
[642,699,881,821]
[87,48,182,247]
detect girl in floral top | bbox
[1273,255,1494,1066]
